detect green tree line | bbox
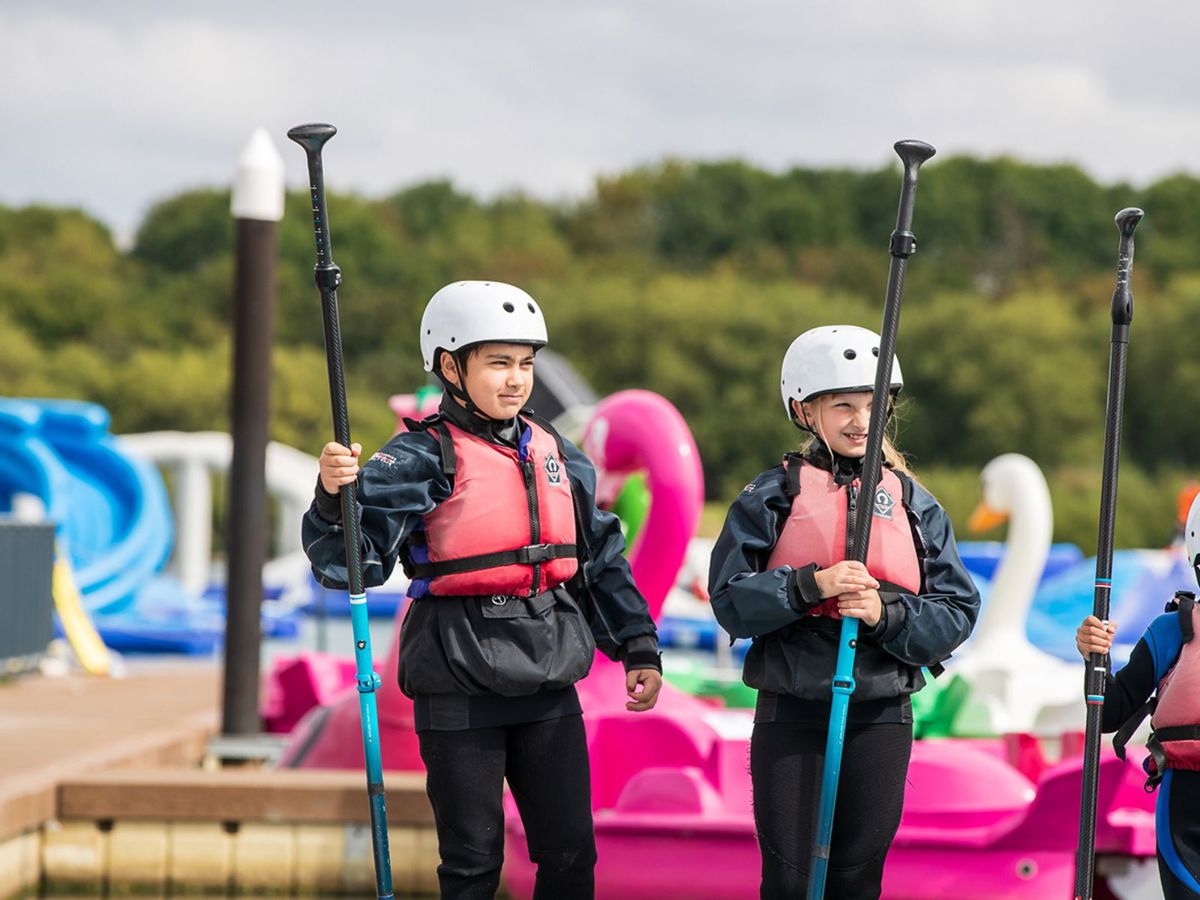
[3,154,1200,550]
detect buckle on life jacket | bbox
[1143,733,1168,793]
[513,543,558,565]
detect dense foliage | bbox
[4,154,1199,548]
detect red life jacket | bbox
[1151,595,1200,772]
[766,455,922,618]
[409,416,579,597]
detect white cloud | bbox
[2,1,1199,242]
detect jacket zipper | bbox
[522,457,542,595]
[845,479,859,561]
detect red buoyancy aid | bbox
[766,457,922,618]
[414,418,579,597]
[1151,597,1200,771]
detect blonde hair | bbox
[796,394,913,477]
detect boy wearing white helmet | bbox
[1077,491,1200,899]
[305,281,662,899]
[709,325,980,898]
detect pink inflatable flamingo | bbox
[582,389,704,622]
[388,389,441,432]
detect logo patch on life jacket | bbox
[543,452,563,486]
[743,482,757,494]
[873,486,895,520]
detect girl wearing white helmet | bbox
[1077,490,1200,899]
[709,325,981,898]
[304,280,662,899]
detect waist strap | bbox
[1156,725,1200,744]
[411,543,577,579]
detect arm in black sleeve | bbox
[871,481,982,666]
[560,436,660,670]
[708,468,825,639]
[302,431,451,590]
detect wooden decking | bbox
[0,661,220,844]
[0,662,440,896]
[57,767,432,825]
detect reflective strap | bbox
[410,543,576,579]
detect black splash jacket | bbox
[709,449,980,706]
[302,401,659,679]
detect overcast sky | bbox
[4,1,1197,244]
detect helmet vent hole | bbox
[844,349,857,360]
[528,303,536,313]
[872,347,880,357]
[426,328,431,334]
[450,337,456,344]
[503,302,515,313]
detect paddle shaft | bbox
[1074,207,1142,900]
[807,140,936,899]
[286,122,394,900]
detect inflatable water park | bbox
[6,353,1188,897]
[266,388,1187,898]
[5,341,1194,898]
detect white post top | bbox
[231,127,285,222]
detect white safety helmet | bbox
[1185,492,1200,572]
[419,281,548,373]
[780,325,903,421]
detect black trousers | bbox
[417,714,596,899]
[750,720,913,899]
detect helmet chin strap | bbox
[434,348,515,424]
[795,401,843,471]
[434,349,484,417]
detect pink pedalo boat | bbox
[503,669,1156,899]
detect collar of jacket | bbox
[437,396,521,448]
[803,444,865,487]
